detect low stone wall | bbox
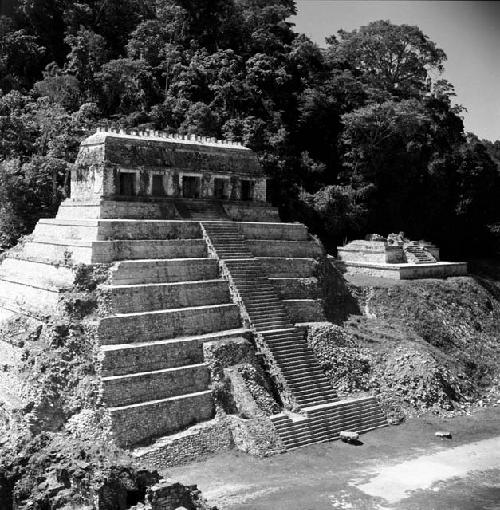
[337,246,387,264]
[133,418,233,469]
[110,390,214,447]
[399,262,467,279]
[340,261,468,280]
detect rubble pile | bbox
[305,322,372,394]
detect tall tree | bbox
[327,20,446,99]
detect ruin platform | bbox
[337,260,468,280]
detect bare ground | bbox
[168,406,500,510]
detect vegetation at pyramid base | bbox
[0,0,498,256]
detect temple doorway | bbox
[119,172,136,196]
[241,179,254,201]
[214,178,227,199]
[182,176,201,198]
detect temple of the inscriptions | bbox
[0,128,387,454]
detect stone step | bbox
[285,374,332,386]
[269,346,313,356]
[267,340,310,350]
[212,244,248,249]
[109,258,219,285]
[238,290,278,297]
[23,239,207,264]
[109,390,214,447]
[34,219,203,241]
[280,431,336,445]
[252,319,290,327]
[263,329,303,338]
[101,328,250,376]
[98,303,240,345]
[277,356,322,367]
[307,402,381,417]
[101,363,210,407]
[266,336,308,346]
[286,383,332,396]
[292,386,333,397]
[296,397,334,407]
[254,320,291,328]
[252,315,290,323]
[251,312,288,321]
[252,318,290,327]
[292,388,333,400]
[306,409,378,424]
[265,338,306,347]
[100,279,230,313]
[0,276,62,313]
[255,323,291,332]
[271,350,318,362]
[273,355,319,367]
[245,304,284,312]
[0,257,75,288]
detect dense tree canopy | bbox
[0,1,498,255]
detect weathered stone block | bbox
[100,280,230,314]
[97,304,241,345]
[102,364,210,407]
[109,258,219,285]
[109,390,214,447]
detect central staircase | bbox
[202,221,387,449]
[405,242,436,264]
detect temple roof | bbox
[79,128,265,177]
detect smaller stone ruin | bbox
[337,233,467,280]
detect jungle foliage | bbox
[0,0,498,255]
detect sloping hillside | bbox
[307,268,500,420]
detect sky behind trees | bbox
[292,0,500,141]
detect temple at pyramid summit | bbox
[0,128,387,453]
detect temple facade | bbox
[63,128,276,222]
